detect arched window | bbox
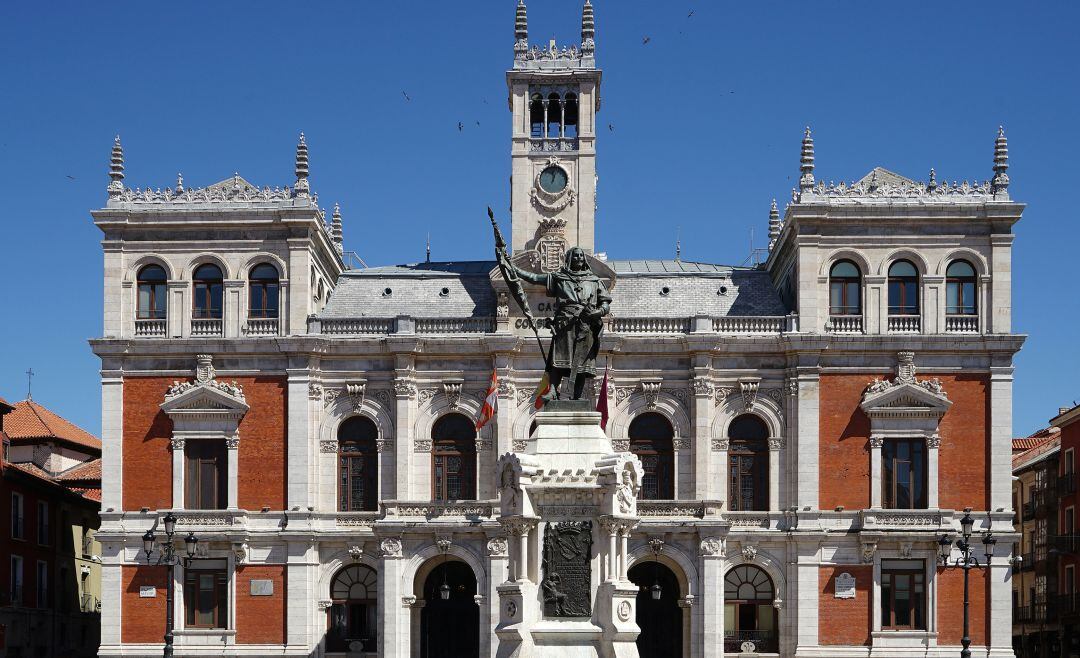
[338,417,378,512]
[828,260,861,316]
[547,93,562,138]
[727,414,769,511]
[327,564,377,652]
[530,93,545,138]
[248,263,279,319]
[563,92,579,139]
[136,265,167,320]
[887,260,920,316]
[432,414,476,501]
[629,413,674,500]
[946,260,977,316]
[724,565,777,653]
[192,264,223,319]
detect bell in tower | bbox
[508,1,601,264]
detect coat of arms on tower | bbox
[537,217,568,272]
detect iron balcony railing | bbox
[1022,500,1036,521]
[1060,472,1078,496]
[1052,535,1080,552]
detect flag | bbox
[476,369,498,430]
[596,367,610,430]
[532,371,551,410]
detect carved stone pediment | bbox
[160,355,249,431]
[160,382,249,419]
[860,382,951,420]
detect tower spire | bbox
[991,125,1009,199]
[108,135,125,199]
[514,1,529,61]
[294,131,310,198]
[767,199,781,250]
[331,203,343,254]
[799,126,815,193]
[581,0,595,57]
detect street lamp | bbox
[648,538,664,601]
[938,508,996,658]
[143,512,199,657]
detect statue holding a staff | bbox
[488,208,611,401]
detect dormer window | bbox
[248,264,280,319]
[192,264,223,320]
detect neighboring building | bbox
[1013,404,1080,658]
[0,398,102,658]
[92,3,1024,657]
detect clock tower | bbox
[508,0,601,266]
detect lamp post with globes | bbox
[142,512,199,658]
[937,507,996,658]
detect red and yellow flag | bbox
[475,369,498,430]
[532,372,551,410]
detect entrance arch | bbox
[326,564,377,653]
[628,561,683,657]
[420,560,479,658]
[724,564,778,653]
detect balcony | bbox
[244,317,279,337]
[1052,535,1080,552]
[529,136,578,152]
[1060,472,1077,496]
[887,315,921,333]
[826,315,863,334]
[712,316,788,334]
[191,318,223,337]
[134,319,167,337]
[414,317,494,334]
[1022,500,1036,521]
[610,317,691,334]
[945,314,979,333]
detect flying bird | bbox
[688,9,695,17]
[608,123,614,132]
[475,121,481,126]
[458,121,463,131]
[642,36,651,45]
[65,175,75,180]
[402,91,411,101]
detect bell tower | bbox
[508,0,601,264]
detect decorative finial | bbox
[581,0,595,57]
[767,199,781,250]
[926,168,937,192]
[514,1,529,61]
[108,134,125,199]
[175,172,184,193]
[798,126,815,193]
[426,232,431,263]
[294,131,310,198]
[674,226,681,262]
[331,203,343,254]
[991,125,1009,199]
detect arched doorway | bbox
[724,564,778,653]
[420,560,479,658]
[628,561,683,658]
[326,564,377,653]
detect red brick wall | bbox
[818,565,872,645]
[937,567,987,645]
[235,565,287,644]
[1059,419,1080,591]
[819,374,875,510]
[122,376,287,511]
[819,373,990,511]
[121,565,168,643]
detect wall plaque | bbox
[541,521,592,617]
[139,586,157,598]
[834,572,856,599]
[250,579,274,596]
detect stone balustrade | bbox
[827,314,863,334]
[134,319,167,337]
[191,318,223,337]
[244,317,279,336]
[945,314,979,333]
[712,316,788,334]
[887,314,921,333]
[608,316,692,334]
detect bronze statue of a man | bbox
[500,247,611,400]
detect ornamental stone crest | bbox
[487,537,509,557]
[164,354,245,402]
[741,544,758,562]
[348,545,364,561]
[379,538,402,558]
[864,351,948,401]
[700,537,723,556]
[739,379,760,411]
[444,382,463,409]
[641,381,662,408]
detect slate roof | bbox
[4,399,102,453]
[320,259,788,319]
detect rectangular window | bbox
[1067,566,1076,596]
[184,441,227,510]
[184,561,228,629]
[883,439,928,509]
[36,501,49,545]
[881,559,926,630]
[10,555,23,605]
[11,492,24,539]
[1067,450,1076,475]
[36,561,49,609]
[1067,507,1076,536]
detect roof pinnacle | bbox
[581,0,595,57]
[799,126,815,192]
[514,1,529,60]
[294,131,310,198]
[767,199,782,250]
[176,172,184,193]
[926,167,937,192]
[108,134,125,199]
[331,203,343,254]
[991,125,1009,199]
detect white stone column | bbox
[226,437,239,510]
[393,379,416,500]
[865,276,885,334]
[698,537,724,658]
[286,540,318,651]
[169,281,187,338]
[286,367,314,511]
[379,544,409,658]
[988,552,1015,657]
[869,437,883,509]
[277,279,290,336]
[487,545,509,658]
[102,243,124,339]
[172,439,185,509]
[287,246,312,338]
[990,366,1015,513]
[927,435,941,509]
[924,275,944,334]
[794,372,820,510]
[691,377,712,500]
[795,544,820,649]
[768,439,782,511]
[101,371,124,511]
[99,544,122,647]
[989,233,1014,334]
[224,280,243,338]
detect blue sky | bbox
[0,1,1076,437]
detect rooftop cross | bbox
[25,367,33,400]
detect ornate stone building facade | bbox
[93,2,1024,657]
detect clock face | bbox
[539,166,568,194]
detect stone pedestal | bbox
[496,401,644,658]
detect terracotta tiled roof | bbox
[56,459,102,482]
[1013,437,1053,451]
[69,487,102,502]
[10,461,56,482]
[0,396,13,411]
[4,399,101,452]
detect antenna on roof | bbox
[25,368,34,400]
[426,232,431,263]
